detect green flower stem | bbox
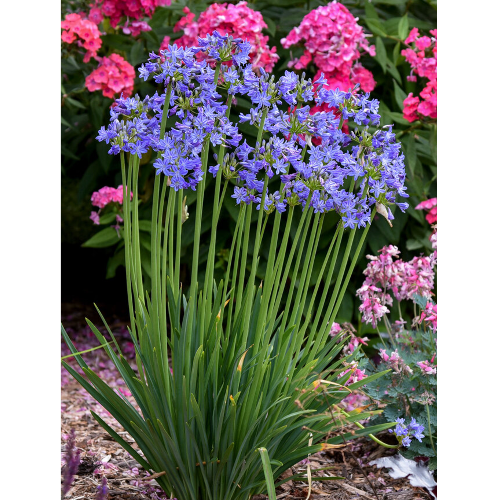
[191,138,209,295]
[313,190,373,357]
[121,152,137,341]
[226,204,246,347]
[175,188,183,288]
[426,404,436,455]
[307,223,345,356]
[330,214,374,321]
[278,212,323,375]
[248,208,282,363]
[301,223,342,358]
[376,326,388,349]
[382,314,396,347]
[235,106,268,320]
[292,212,325,328]
[242,203,315,430]
[220,205,244,338]
[150,176,161,334]
[339,409,399,449]
[203,93,233,316]
[168,185,175,292]
[267,207,294,328]
[131,155,144,301]
[241,175,269,348]
[278,208,317,345]
[235,201,252,317]
[309,229,356,359]
[159,82,173,140]
[160,177,173,373]
[150,80,173,315]
[267,194,313,331]
[217,179,229,219]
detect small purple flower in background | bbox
[95,476,109,500]
[62,428,80,497]
[388,417,425,448]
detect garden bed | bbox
[61,307,430,500]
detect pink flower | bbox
[90,185,132,210]
[85,54,135,99]
[415,198,437,225]
[357,245,436,327]
[401,28,437,122]
[281,2,376,91]
[405,27,420,45]
[402,93,420,122]
[417,360,436,375]
[61,13,102,62]
[351,63,376,92]
[92,0,165,30]
[173,2,278,72]
[340,366,366,386]
[419,302,437,331]
[329,322,342,336]
[90,211,100,225]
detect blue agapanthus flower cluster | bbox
[96,31,409,227]
[389,417,425,448]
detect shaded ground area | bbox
[61,305,431,500]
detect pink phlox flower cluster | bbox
[281,1,376,92]
[419,302,437,331]
[89,185,132,225]
[85,54,135,99]
[122,19,152,36]
[91,0,169,34]
[417,360,436,375]
[415,197,437,225]
[91,185,130,208]
[172,2,279,72]
[357,245,436,327]
[61,13,103,62]
[401,28,437,122]
[379,349,413,375]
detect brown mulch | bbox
[61,305,432,500]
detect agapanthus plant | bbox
[62,32,410,500]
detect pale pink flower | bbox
[417,360,436,375]
[329,322,342,337]
[90,211,100,225]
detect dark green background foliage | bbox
[61,0,437,324]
